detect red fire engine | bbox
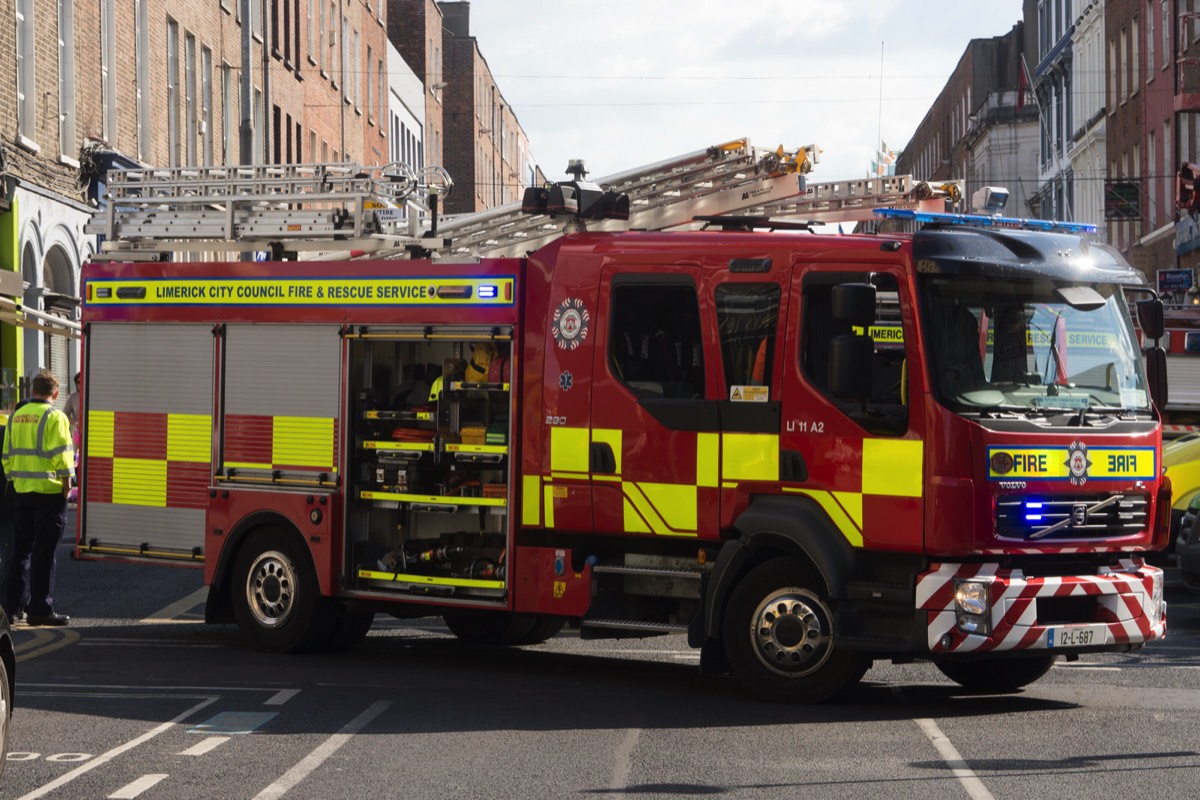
[76,142,1171,702]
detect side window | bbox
[609,282,705,399]
[715,283,780,396]
[801,272,908,435]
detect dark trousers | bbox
[6,491,67,617]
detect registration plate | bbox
[1045,624,1107,648]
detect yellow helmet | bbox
[428,375,443,403]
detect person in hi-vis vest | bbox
[2,369,74,626]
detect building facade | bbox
[896,24,1039,218]
[2,0,394,394]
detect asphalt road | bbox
[5,537,1200,800]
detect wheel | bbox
[0,654,10,779]
[935,654,1057,693]
[442,610,539,645]
[515,615,566,645]
[722,558,869,703]
[232,528,333,653]
[323,606,375,652]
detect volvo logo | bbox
[1071,504,1088,526]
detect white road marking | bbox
[264,689,300,706]
[609,729,640,792]
[252,700,392,800]
[178,737,230,756]
[914,718,995,800]
[108,774,168,799]
[140,587,208,623]
[15,696,219,800]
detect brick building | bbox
[2,0,392,391]
[438,1,534,214]
[896,24,1039,218]
[388,0,444,172]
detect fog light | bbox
[954,580,989,616]
[956,613,989,634]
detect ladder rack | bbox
[85,139,963,263]
[439,138,819,258]
[87,161,452,259]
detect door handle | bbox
[590,442,616,474]
[780,450,808,482]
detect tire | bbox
[0,654,10,780]
[232,528,333,653]
[516,616,566,645]
[722,558,869,703]
[935,654,1057,693]
[323,606,375,652]
[442,610,539,645]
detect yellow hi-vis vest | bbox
[2,400,74,495]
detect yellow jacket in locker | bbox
[3,401,75,494]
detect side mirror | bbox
[1137,298,1165,340]
[1145,345,1168,410]
[829,334,873,401]
[832,283,877,329]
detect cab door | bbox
[781,266,926,553]
[590,267,722,539]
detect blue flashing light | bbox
[874,208,1097,234]
[1025,514,1044,522]
[478,284,497,299]
[1024,500,1044,523]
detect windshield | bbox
[919,275,1150,415]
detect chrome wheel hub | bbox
[749,589,832,677]
[246,550,297,629]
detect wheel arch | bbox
[693,494,856,648]
[205,511,310,624]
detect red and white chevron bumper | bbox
[916,559,1166,654]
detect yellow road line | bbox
[15,628,81,662]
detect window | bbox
[101,0,117,140]
[609,283,705,400]
[58,0,76,160]
[1132,18,1140,92]
[1163,0,1171,70]
[378,57,386,135]
[253,87,263,163]
[328,3,337,81]
[307,0,315,64]
[1147,0,1155,82]
[318,0,327,73]
[202,46,213,166]
[136,0,151,160]
[353,29,361,110]
[715,284,780,395]
[366,46,373,123]
[802,273,909,435]
[221,62,234,164]
[167,19,180,166]
[185,33,197,167]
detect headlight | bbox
[954,580,989,616]
[953,579,992,636]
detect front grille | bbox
[995,493,1148,541]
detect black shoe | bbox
[27,612,70,627]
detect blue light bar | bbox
[874,208,1097,234]
[478,284,497,299]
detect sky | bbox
[468,0,1027,186]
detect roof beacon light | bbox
[873,208,1098,235]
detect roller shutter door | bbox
[81,324,214,558]
[220,324,341,481]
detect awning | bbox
[0,296,81,340]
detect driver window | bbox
[800,272,908,435]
